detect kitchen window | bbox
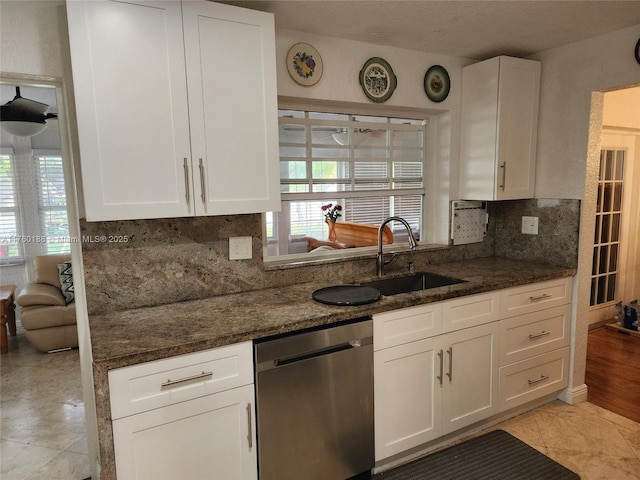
[265,109,429,258]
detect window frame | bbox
[33,150,70,255]
[264,101,446,263]
[0,149,23,263]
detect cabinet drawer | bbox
[441,291,500,333]
[109,342,253,419]
[374,303,442,350]
[498,347,569,411]
[499,305,571,365]
[500,277,572,318]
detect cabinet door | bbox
[459,56,540,201]
[440,322,499,434]
[182,1,280,216]
[113,384,257,480]
[66,0,193,221]
[374,338,441,460]
[495,57,540,200]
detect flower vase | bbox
[326,220,337,242]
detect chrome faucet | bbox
[376,216,418,276]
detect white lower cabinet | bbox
[440,322,499,435]
[497,279,572,411]
[109,342,257,480]
[374,337,441,459]
[374,319,499,461]
[498,347,570,411]
[112,385,256,480]
[373,277,573,462]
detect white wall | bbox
[603,86,640,129]
[532,23,640,402]
[0,0,70,79]
[276,28,470,112]
[532,25,640,200]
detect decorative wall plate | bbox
[286,43,323,86]
[424,65,450,102]
[635,38,640,65]
[359,57,397,103]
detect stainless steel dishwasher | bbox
[254,317,374,480]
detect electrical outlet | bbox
[521,216,539,235]
[229,236,252,260]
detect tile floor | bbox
[1,322,639,480]
[1,322,90,480]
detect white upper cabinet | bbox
[183,1,279,216]
[459,56,541,201]
[66,0,280,221]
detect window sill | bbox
[263,243,450,272]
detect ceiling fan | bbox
[1,86,58,137]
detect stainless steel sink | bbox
[360,272,466,296]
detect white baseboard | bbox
[558,384,588,404]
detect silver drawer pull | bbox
[246,403,253,449]
[437,349,444,386]
[161,371,213,390]
[183,158,190,205]
[529,293,552,301]
[199,158,206,204]
[527,375,550,385]
[529,331,551,340]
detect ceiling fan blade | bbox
[10,96,50,115]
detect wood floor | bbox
[585,326,640,424]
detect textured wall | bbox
[531,24,640,200]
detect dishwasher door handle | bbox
[273,338,372,368]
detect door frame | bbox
[588,132,639,326]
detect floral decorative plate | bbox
[359,57,397,103]
[286,43,323,86]
[424,65,450,102]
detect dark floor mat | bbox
[375,429,580,480]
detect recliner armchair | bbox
[16,254,77,352]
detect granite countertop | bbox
[89,257,576,371]
[89,256,576,479]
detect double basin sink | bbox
[360,272,466,296]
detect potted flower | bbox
[321,203,342,241]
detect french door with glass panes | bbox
[589,134,637,325]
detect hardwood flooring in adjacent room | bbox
[585,326,640,424]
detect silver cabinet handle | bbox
[446,347,453,382]
[183,158,190,205]
[161,371,213,390]
[246,403,253,449]
[528,375,550,385]
[529,293,552,301]
[529,331,551,340]
[199,158,206,204]
[437,349,444,386]
[499,162,506,191]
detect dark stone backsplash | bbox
[493,199,580,268]
[80,199,579,315]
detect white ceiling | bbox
[220,0,640,60]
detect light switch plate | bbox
[229,236,252,260]
[521,216,539,235]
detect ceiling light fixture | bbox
[1,87,57,137]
